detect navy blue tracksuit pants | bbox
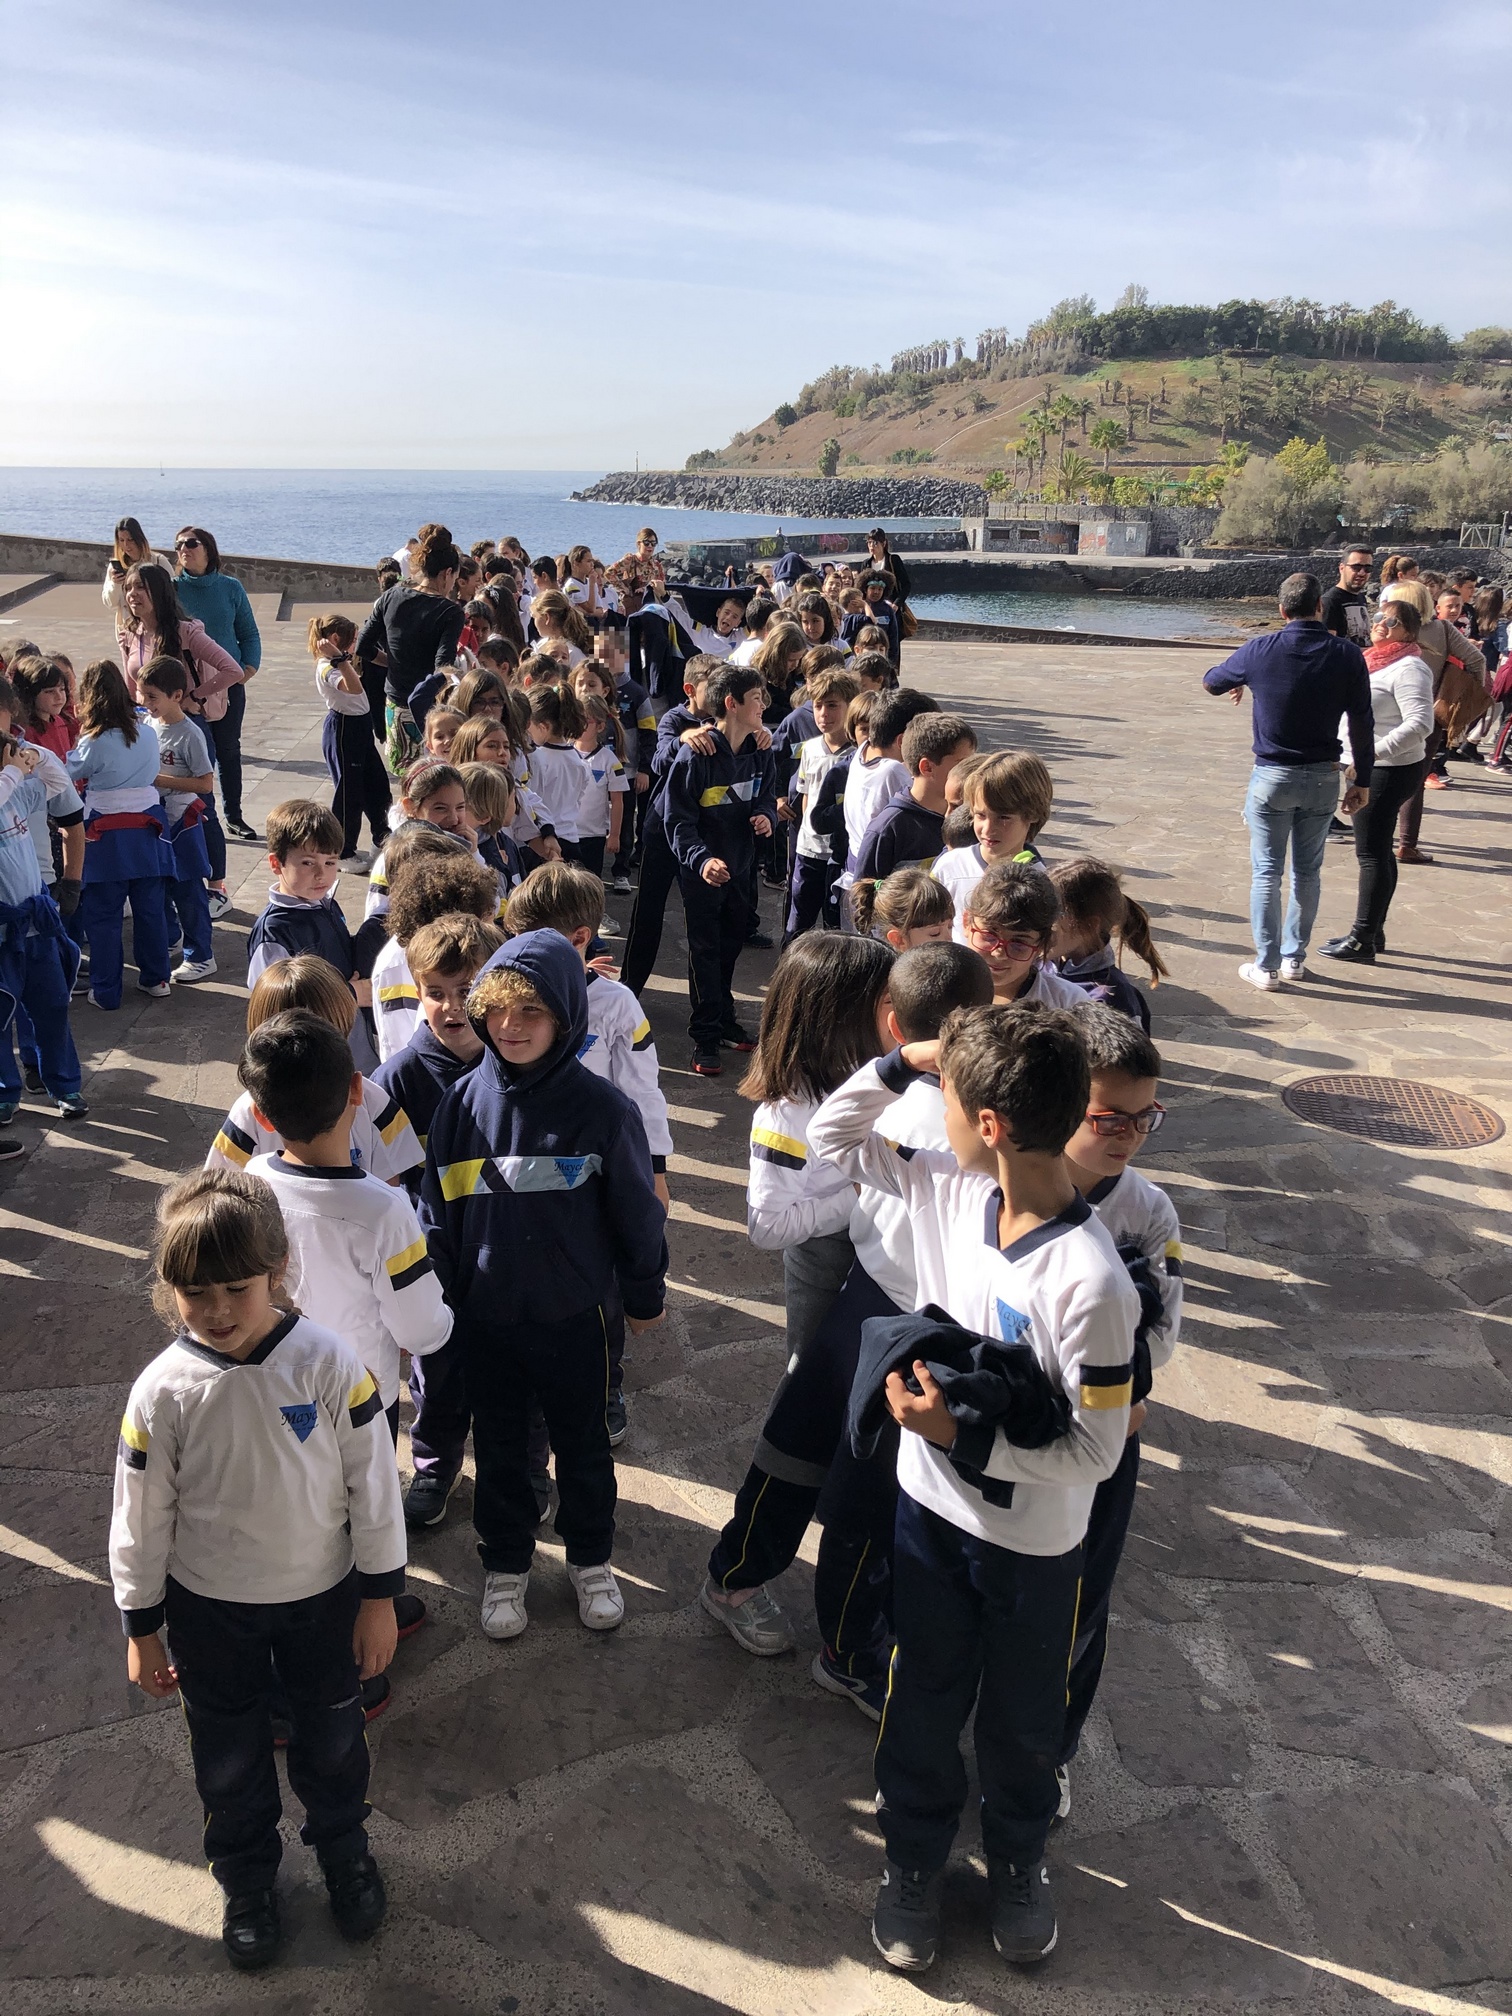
[876,1495,1082,1876]
[682,867,752,1047]
[465,1305,617,1574]
[1061,1431,1140,1764]
[165,1569,370,1895]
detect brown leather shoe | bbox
[1396,846,1434,864]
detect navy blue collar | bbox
[1084,1172,1124,1206]
[983,1189,1092,1260]
[271,1152,367,1181]
[178,1307,299,1369]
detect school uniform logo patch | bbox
[280,1403,319,1444]
[996,1299,1032,1345]
[576,1033,600,1058]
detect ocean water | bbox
[911,590,1251,641]
[0,468,952,568]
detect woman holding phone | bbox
[102,518,175,626]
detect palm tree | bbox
[1047,451,1095,503]
[1075,397,1095,437]
[1049,394,1080,447]
[1090,418,1126,469]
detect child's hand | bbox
[2,741,39,774]
[653,1173,670,1212]
[886,1362,957,1449]
[626,1310,665,1335]
[751,814,773,838]
[587,953,618,977]
[899,1039,941,1073]
[752,727,773,750]
[681,727,717,755]
[354,1597,398,1681]
[127,1631,179,1698]
[700,857,730,886]
[1127,1400,1147,1437]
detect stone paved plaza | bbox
[2,587,1510,2015]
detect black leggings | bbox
[207,682,247,824]
[1353,758,1428,939]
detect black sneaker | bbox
[744,930,775,950]
[606,1388,628,1445]
[721,1022,758,1051]
[393,1591,426,1639]
[403,1468,461,1528]
[222,1887,281,1971]
[361,1672,390,1723]
[989,1859,1057,1964]
[872,1861,943,1973]
[0,1136,23,1161]
[691,1048,723,1076]
[324,1851,387,1942]
[226,817,259,841]
[21,1064,42,1093]
[811,1646,887,1722]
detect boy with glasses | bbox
[1057,1005,1182,1818]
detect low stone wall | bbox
[574,471,988,518]
[911,617,1214,649]
[0,531,377,601]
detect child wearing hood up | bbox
[418,930,667,1642]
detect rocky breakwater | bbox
[573,471,987,519]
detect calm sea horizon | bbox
[0,468,952,569]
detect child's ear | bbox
[569,925,594,951]
[886,1007,905,1045]
[348,1071,364,1109]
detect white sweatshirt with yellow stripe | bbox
[747,1095,856,1251]
[579,970,673,1165]
[1086,1164,1183,1374]
[249,1152,453,1406]
[208,1078,422,1185]
[110,1311,407,1636]
[810,1051,1139,1555]
[371,934,420,1064]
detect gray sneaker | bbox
[871,1862,943,1973]
[699,1577,794,1656]
[990,1860,1057,1964]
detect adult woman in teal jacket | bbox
[171,526,261,839]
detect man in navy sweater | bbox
[663,661,778,1074]
[1203,573,1373,991]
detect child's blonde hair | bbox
[457,760,515,835]
[505,861,603,937]
[407,915,506,983]
[853,865,955,941]
[1049,857,1168,982]
[246,954,356,1036]
[153,1168,290,1327]
[468,963,554,1023]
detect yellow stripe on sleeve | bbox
[378,984,420,1006]
[1080,1379,1134,1411]
[750,1126,806,1163]
[119,1416,148,1454]
[348,1371,377,1412]
[385,1238,427,1282]
[212,1128,251,1167]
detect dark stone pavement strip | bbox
[1,609,1510,2008]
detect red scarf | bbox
[1365,639,1418,674]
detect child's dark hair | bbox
[1050,858,1168,982]
[853,651,898,690]
[452,667,510,719]
[704,661,766,715]
[793,592,836,643]
[10,656,67,725]
[477,634,521,672]
[968,861,1060,941]
[387,852,499,944]
[529,682,586,741]
[870,687,938,750]
[238,1010,356,1142]
[1077,1002,1163,1083]
[307,613,357,655]
[138,654,189,699]
[939,1002,1090,1155]
[901,712,976,776]
[79,660,139,743]
[889,941,994,1042]
[742,595,779,637]
[853,863,954,939]
[505,861,604,938]
[942,803,976,849]
[266,798,344,861]
[740,932,894,1103]
[153,1168,290,1326]
[400,759,464,809]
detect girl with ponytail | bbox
[1048,857,1167,1033]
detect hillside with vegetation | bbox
[686,292,1512,542]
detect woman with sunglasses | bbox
[171,527,262,840]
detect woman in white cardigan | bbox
[1322,600,1435,963]
[101,516,175,625]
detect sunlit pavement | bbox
[2,591,1510,2014]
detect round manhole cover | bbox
[1281,1074,1504,1150]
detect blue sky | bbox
[3,0,1509,468]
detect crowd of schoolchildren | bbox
[1,516,1181,1981]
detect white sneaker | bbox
[1238,962,1281,993]
[136,980,172,999]
[1280,956,1308,982]
[206,889,231,920]
[567,1560,624,1631]
[480,1569,529,1639]
[338,852,372,876]
[172,958,218,983]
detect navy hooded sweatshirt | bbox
[372,1021,478,1151]
[419,930,668,1332]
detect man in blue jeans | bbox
[1204,573,1374,991]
